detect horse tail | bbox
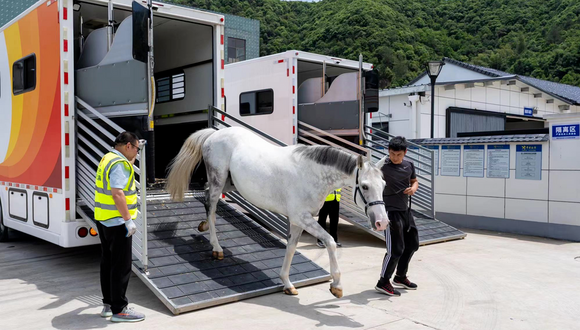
[167,128,216,201]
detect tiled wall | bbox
[434,123,580,228]
[223,13,260,62]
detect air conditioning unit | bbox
[558,104,570,111]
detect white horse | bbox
[167,127,389,298]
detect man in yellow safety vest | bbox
[317,188,342,248]
[94,131,145,323]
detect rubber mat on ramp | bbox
[339,209,466,245]
[134,193,331,315]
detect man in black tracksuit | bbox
[375,136,420,296]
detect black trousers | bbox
[96,221,133,314]
[380,210,419,281]
[318,200,340,242]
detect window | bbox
[155,71,185,103]
[240,89,274,116]
[227,37,246,63]
[13,54,36,95]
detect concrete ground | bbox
[1,220,579,330]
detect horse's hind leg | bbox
[199,173,235,233]
[280,223,303,295]
[203,166,229,260]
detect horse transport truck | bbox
[0,0,226,246]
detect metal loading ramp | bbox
[134,192,330,315]
[338,207,466,245]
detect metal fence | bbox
[75,97,149,271]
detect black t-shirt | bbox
[381,159,416,211]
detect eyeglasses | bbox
[129,143,139,150]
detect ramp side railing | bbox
[297,121,435,221]
[297,121,375,228]
[75,97,149,272]
[362,125,435,218]
[207,105,435,239]
[208,106,290,238]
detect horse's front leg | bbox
[280,223,303,295]
[300,214,343,298]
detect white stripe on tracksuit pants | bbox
[380,210,420,281]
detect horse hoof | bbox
[212,251,224,260]
[329,286,343,298]
[198,221,209,232]
[283,287,298,295]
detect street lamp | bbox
[425,61,445,138]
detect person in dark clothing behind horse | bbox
[317,189,342,248]
[375,136,420,296]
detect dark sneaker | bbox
[316,240,325,248]
[336,242,342,247]
[100,304,112,318]
[111,307,145,323]
[375,280,401,296]
[393,276,418,290]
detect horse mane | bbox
[293,145,357,175]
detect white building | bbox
[375,59,580,241]
[375,58,580,139]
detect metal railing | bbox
[297,122,436,220]
[207,105,435,238]
[75,97,149,271]
[297,120,378,225]
[363,125,435,218]
[208,105,290,238]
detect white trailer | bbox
[220,51,466,247]
[224,50,379,146]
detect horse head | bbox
[353,155,390,231]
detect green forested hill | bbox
[169,0,580,89]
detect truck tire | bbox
[0,203,9,242]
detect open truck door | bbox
[132,0,156,182]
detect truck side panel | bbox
[0,1,76,246]
[225,56,294,145]
[0,2,61,188]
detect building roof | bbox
[408,58,580,105]
[416,134,550,145]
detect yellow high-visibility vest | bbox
[94,152,138,221]
[325,188,341,202]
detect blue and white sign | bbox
[426,145,439,176]
[441,145,461,177]
[516,145,542,180]
[552,124,580,140]
[463,145,485,178]
[524,107,534,117]
[487,145,510,178]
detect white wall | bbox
[433,114,580,227]
[377,80,579,139]
[377,94,411,137]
